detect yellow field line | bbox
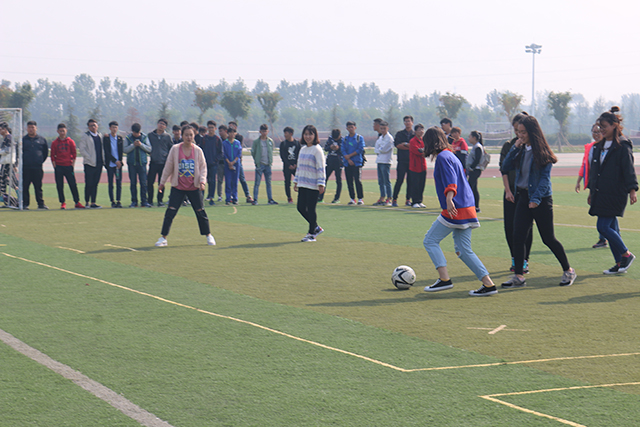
[480,382,640,427]
[55,246,86,254]
[4,252,640,374]
[104,244,137,252]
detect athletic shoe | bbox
[252,200,258,205]
[357,199,364,205]
[348,199,356,205]
[75,202,85,209]
[217,196,222,202]
[618,253,636,273]
[392,200,398,207]
[142,203,152,208]
[384,199,392,206]
[373,198,384,206]
[603,263,623,275]
[246,197,254,203]
[114,202,122,208]
[232,200,238,205]
[129,203,138,208]
[38,205,49,210]
[559,268,577,287]
[424,278,453,292]
[405,200,412,207]
[268,199,278,205]
[523,259,529,274]
[412,203,421,208]
[301,234,316,242]
[111,201,116,208]
[158,202,165,207]
[314,226,324,237]
[209,200,215,206]
[155,237,167,247]
[331,199,340,204]
[60,202,66,210]
[89,204,101,209]
[418,203,426,208]
[207,235,216,246]
[475,207,481,213]
[288,198,294,204]
[501,276,526,288]
[469,285,498,296]
[225,201,230,205]
[592,238,608,248]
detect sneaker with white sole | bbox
[301,234,316,242]
[469,285,498,296]
[207,235,216,246]
[603,263,623,275]
[501,275,526,288]
[314,226,324,236]
[357,199,364,205]
[618,253,635,273]
[155,237,167,247]
[559,268,577,286]
[424,278,453,292]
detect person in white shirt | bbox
[373,121,394,206]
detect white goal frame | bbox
[0,108,23,210]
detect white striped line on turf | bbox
[56,246,85,254]
[104,244,137,252]
[0,328,174,427]
[3,252,640,374]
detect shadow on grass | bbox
[539,292,640,304]
[218,241,300,250]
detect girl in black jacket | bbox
[588,107,638,274]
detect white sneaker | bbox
[357,199,364,205]
[207,234,216,246]
[412,203,421,208]
[301,234,316,242]
[155,237,167,247]
[418,203,426,208]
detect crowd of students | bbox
[0,107,636,293]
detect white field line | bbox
[0,328,174,427]
[104,244,137,252]
[56,246,85,254]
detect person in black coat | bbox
[588,107,638,274]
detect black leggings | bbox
[503,192,532,261]
[297,186,319,234]
[468,169,481,208]
[513,189,569,275]
[161,187,210,237]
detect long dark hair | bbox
[470,130,483,145]
[423,126,451,160]
[596,106,624,149]
[519,115,557,167]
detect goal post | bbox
[0,108,23,210]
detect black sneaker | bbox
[115,201,123,208]
[424,279,453,292]
[38,205,49,210]
[619,253,636,273]
[603,263,623,275]
[501,276,526,288]
[592,239,608,248]
[469,285,497,296]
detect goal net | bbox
[0,108,23,210]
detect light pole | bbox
[525,43,542,115]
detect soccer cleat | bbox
[469,285,498,296]
[60,202,66,210]
[268,199,278,205]
[75,202,85,209]
[424,278,453,292]
[501,276,526,288]
[592,238,608,248]
[301,234,316,242]
[155,237,167,247]
[603,263,623,275]
[348,199,356,205]
[207,235,216,246]
[559,269,577,286]
[314,226,324,237]
[618,253,635,273]
[357,199,364,205]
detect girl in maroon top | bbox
[408,124,427,207]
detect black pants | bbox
[283,167,295,199]
[503,192,532,262]
[297,187,320,234]
[23,166,44,208]
[84,163,102,204]
[147,162,165,204]
[409,170,426,204]
[318,163,342,201]
[344,165,363,200]
[513,189,570,275]
[392,161,411,201]
[205,163,217,199]
[161,187,210,237]
[106,166,122,203]
[468,169,482,208]
[54,165,80,203]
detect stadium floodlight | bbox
[525,44,542,116]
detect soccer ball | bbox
[392,265,416,289]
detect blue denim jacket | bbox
[501,145,552,205]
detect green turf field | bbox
[1,177,639,426]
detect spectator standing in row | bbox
[171,125,182,145]
[318,129,342,204]
[78,119,103,208]
[373,121,394,206]
[251,124,277,205]
[450,127,468,172]
[223,127,242,204]
[280,126,300,204]
[343,121,365,205]
[147,118,173,207]
[440,118,454,144]
[50,123,83,209]
[124,123,152,208]
[22,121,48,209]
[229,121,252,202]
[408,124,426,208]
[103,121,124,208]
[392,115,414,207]
[202,120,222,205]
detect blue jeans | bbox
[597,217,625,263]
[423,219,489,281]
[128,163,148,204]
[253,164,272,201]
[377,163,392,199]
[238,161,250,197]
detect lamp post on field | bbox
[525,43,542,116]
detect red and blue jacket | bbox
[433,149,479,229]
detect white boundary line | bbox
[104,244,137,252]
[0,328,174,427]
[56,246,86,254]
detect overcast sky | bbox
[2,0,639,107]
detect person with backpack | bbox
[466,130,487,213]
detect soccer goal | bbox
[0,108,23,210]
[483,122,512,145]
